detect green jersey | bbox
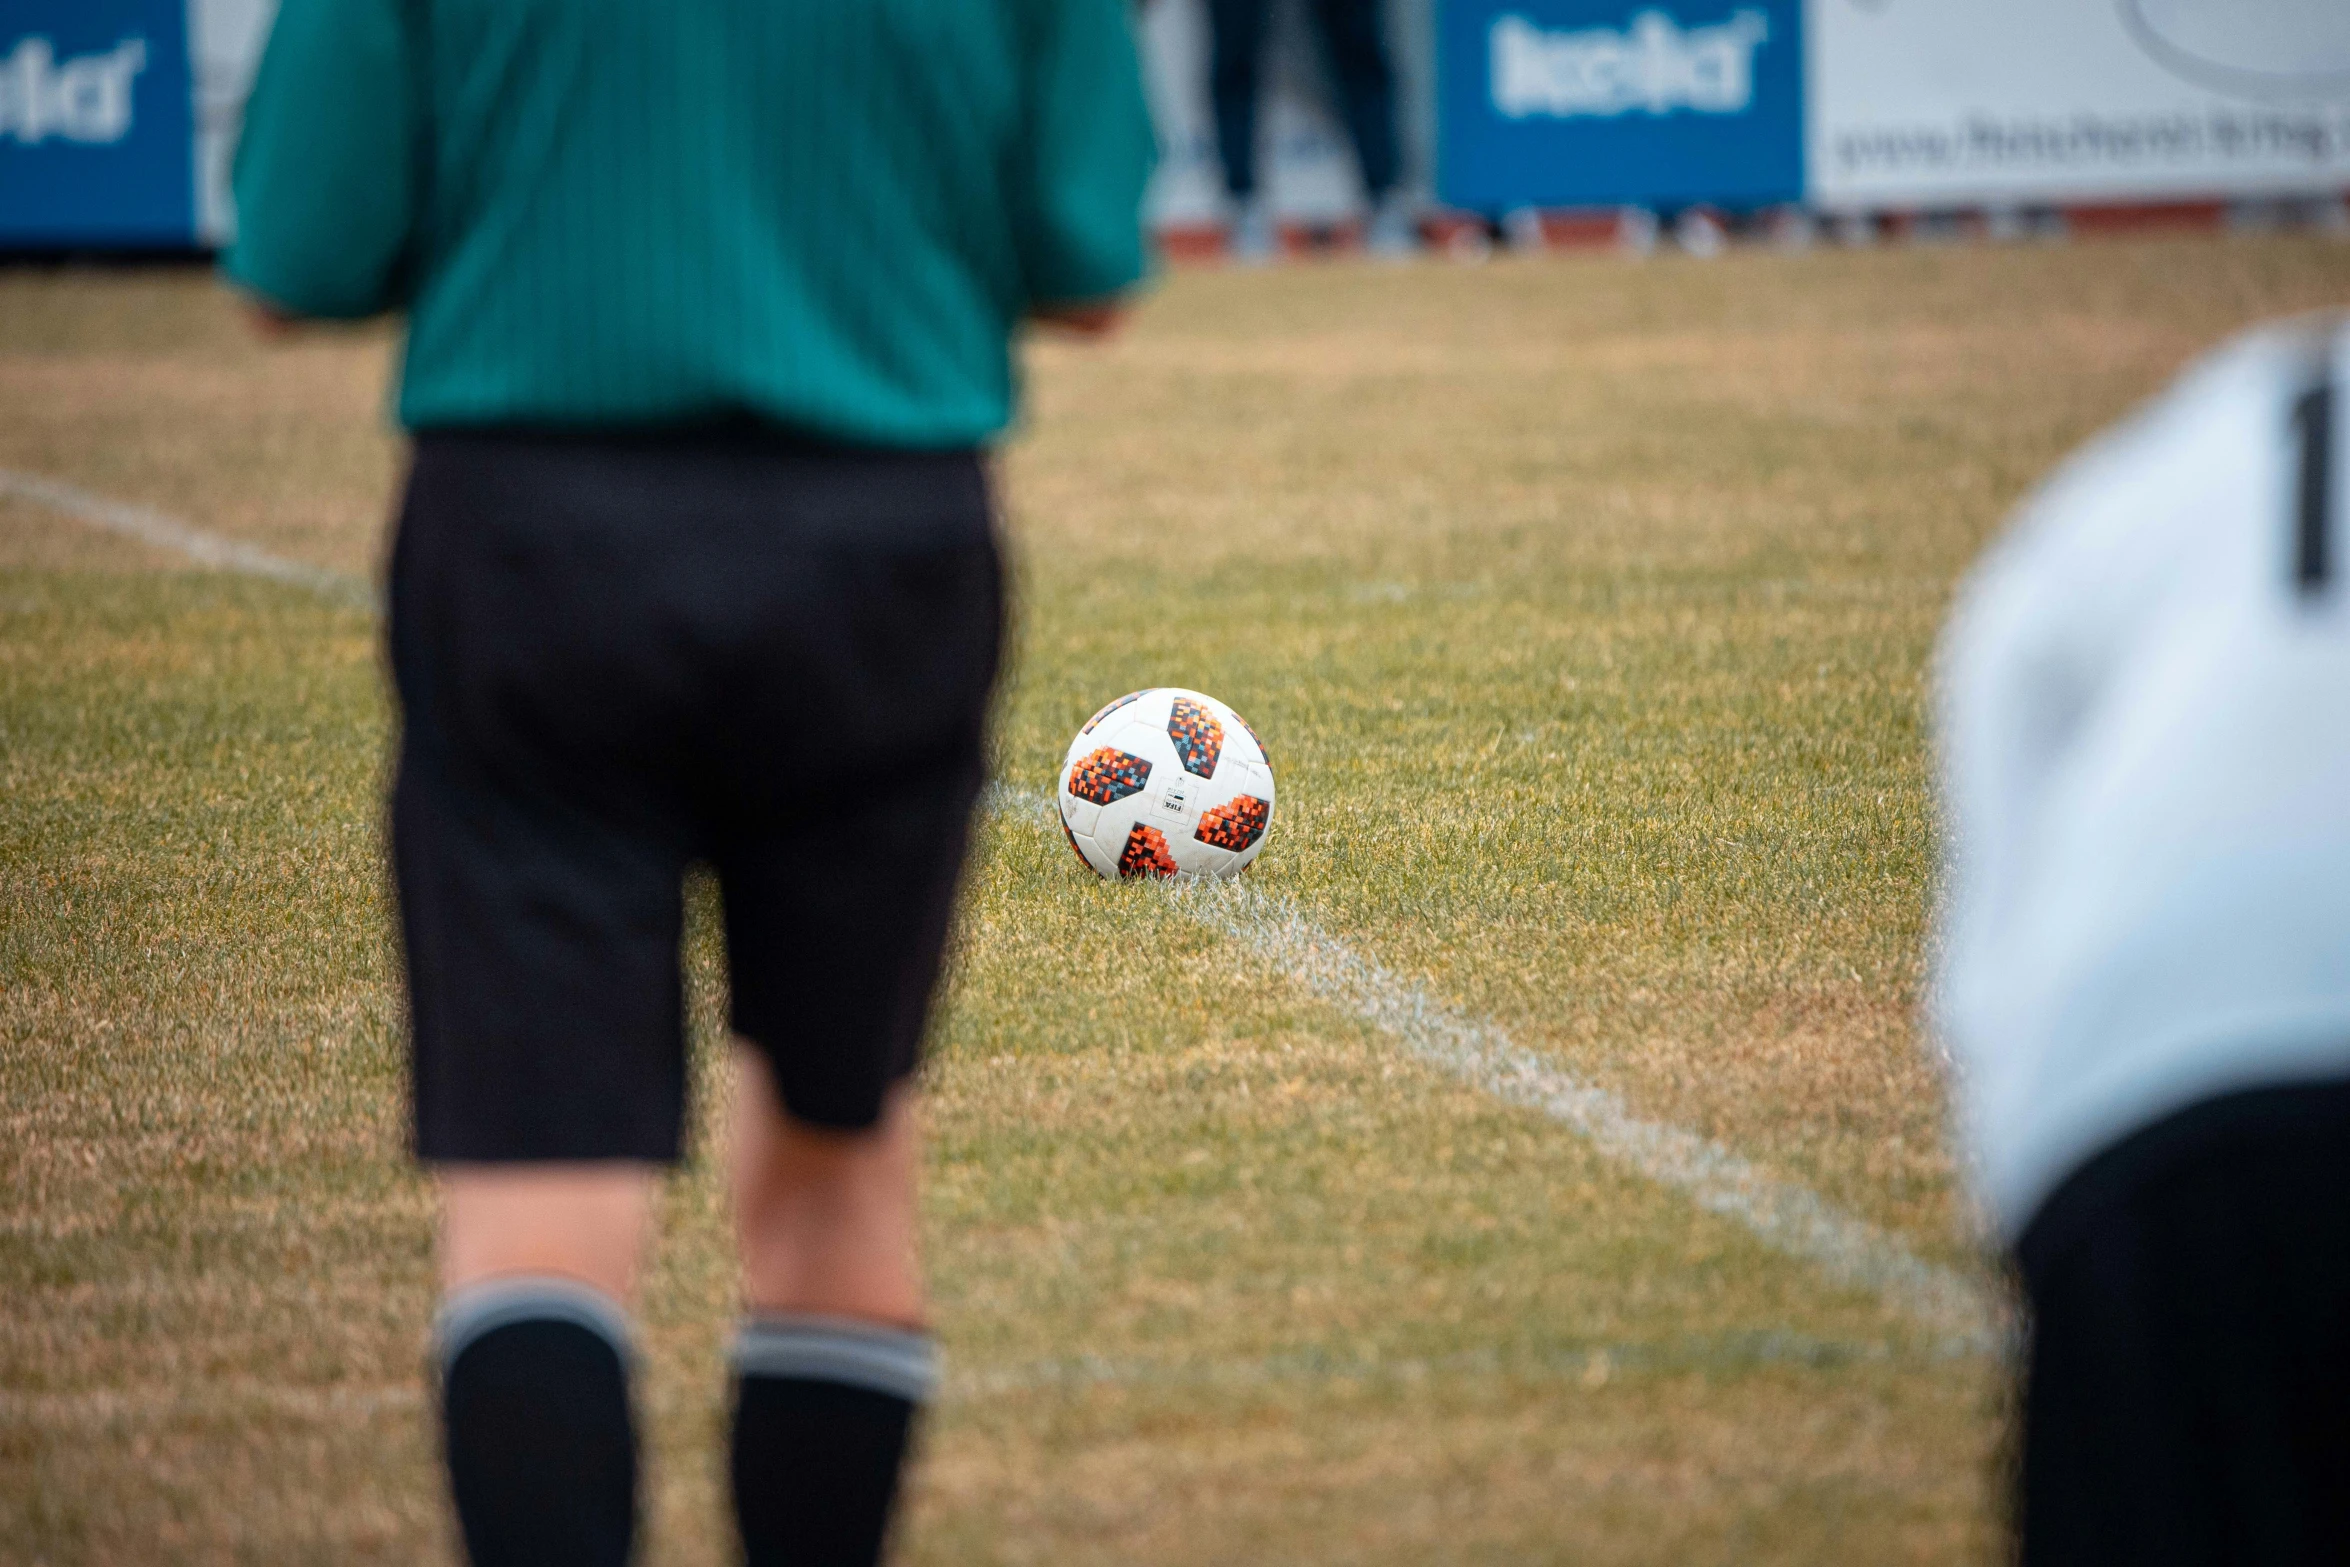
[224,0,1156,445]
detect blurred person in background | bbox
[1934,315,2350,1565]
[223,0,1154,1563]
[1202,0,1414,261]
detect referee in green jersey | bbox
[224,3,1154,1563]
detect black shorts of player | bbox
[388,425,1002,1162]
[2013,1073,2350,1567]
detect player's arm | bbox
[1029,299,1128,337]
[239,296,301,338]
[220,0,419,329]
[1013,0,1158,335]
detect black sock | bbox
[436,1277,639,1567]
[730,1315,936,1567]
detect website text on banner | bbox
[0,0,194,247]
[1436,0,1803,214]
[1808,0,2350,211]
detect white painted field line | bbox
[991,786,2006,1352]
[0,466,375,609]
[1186,879,2006,1350]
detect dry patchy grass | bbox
[3,236,2345,1564]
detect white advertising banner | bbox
[1808,0,2350,211]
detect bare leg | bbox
[433,1164,656,1567]
[1207,0,1274,204]
[438,1163,658,1301]
[730,1047,924,1326]
[728,1047,930,1567]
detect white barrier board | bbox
[1809,0,2350,210]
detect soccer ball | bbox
[1057,688,1275,880]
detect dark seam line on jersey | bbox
[2296,359,2334,595]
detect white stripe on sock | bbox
[732,1315,937,1403]
[435,1275,634,1370]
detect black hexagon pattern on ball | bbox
[1167,696,1224,778]
[1066,747,1152,806]
[1116,823,1179,878]
[1194,794,1270,852]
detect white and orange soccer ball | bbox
[1056,688,1275,880]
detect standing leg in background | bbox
[1311,0,1416,255]
[1209,0,1280,262]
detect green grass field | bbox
[4,237,2346,1565]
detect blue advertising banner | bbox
[1436,0,1804,212]
[0,0,196,246]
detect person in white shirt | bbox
[1933,313,2350,1565]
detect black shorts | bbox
[2014,1075,2350,1567]
[388,426,1002,1162]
